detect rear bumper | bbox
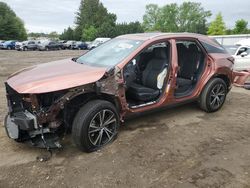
[233,70,250,90]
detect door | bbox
[49,42,56,50]
[28,41,36,49]
[234,46,250,71]
[174,39,206,98]
[123,40,172,110]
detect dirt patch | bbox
[0,50,250,188]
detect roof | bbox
[118,32,208,40]
[117,32,219,48]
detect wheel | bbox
[46,47,49,51]
[7,46,11,50]
[72,100,119,152]
[199,78,227,112]
[23,47,28,51]
[78,47,81,50]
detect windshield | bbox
[224,45,238,55]
[76,38,143,67]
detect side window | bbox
[200,40,227,54]
[237,47,248,56]
[246,48,250,56]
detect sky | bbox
[1,0,250,33]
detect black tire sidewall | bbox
[72,100,120,152]
[201,78,227,112]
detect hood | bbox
[7,59,107,94]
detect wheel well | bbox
[63,93,120,128]
[214,74,231,88]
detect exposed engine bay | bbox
[4,68,123,149]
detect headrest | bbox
[154,47,167,59]
[177,43,187,52]
[189,44,199,52]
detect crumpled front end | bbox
[4,83,66,149]
[4,65,125,149]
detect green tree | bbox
[142,4,160,31]
[48,31,59,39]
[233,19,248,34]
[60,27,75,40]
[82,26,98,41]
[0,2,27,40]
[207,13,226,35]
[75,0,116,40]
[114,22,144,36]
[142,2,211,34]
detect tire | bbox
[46,47,49,51]
[199,78,227,112]
[23,47,28,51]
[72,100,120,152]
[7,46,11,50]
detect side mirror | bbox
[241,52,248,57]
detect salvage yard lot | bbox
[0,50,250,188]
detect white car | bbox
[88,38,111,50]
[224,45,250,71]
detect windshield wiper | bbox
[72,57,77,62]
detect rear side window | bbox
[200,40,227,54]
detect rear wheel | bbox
[72,100,119,152]
[199,78,227,112]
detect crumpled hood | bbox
[7,59,107,94]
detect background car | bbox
[38,41,62,51]
[63,40,75,49]
[58,40,67,49]
[15,40,38,51]
[88,38,111,50]
[72,41,88,50]
[0,40,16,50]
[0,40,5,49]
[224,45,250,70]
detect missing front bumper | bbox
[4,112,62,149]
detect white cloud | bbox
[1,0,250,33]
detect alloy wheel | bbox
[209,83,226,109]
[88,109,117,147]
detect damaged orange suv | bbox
[4,33,250,152]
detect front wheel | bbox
[72,100,119,152]
[199,78,227,112]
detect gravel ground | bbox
[0,50,250,188]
